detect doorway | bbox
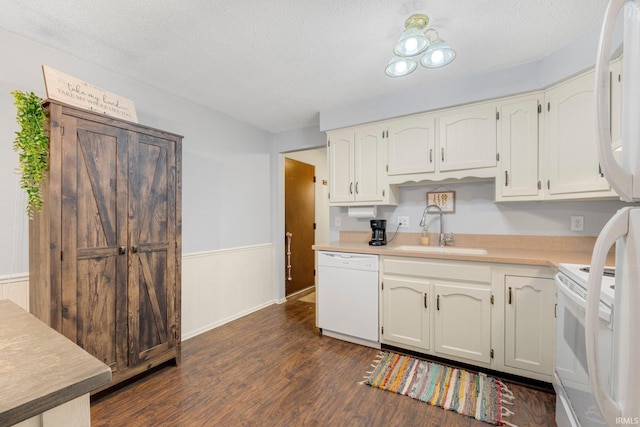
[284,158,315,296]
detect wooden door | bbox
[60,115,129,373]
[284,158,315,296]
[128,132,178,364]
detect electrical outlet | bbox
[334,216,341,228]
[398,216,409,228]
[571,215,584,231]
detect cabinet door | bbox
[128,132,179,364]
[545,71,611,195]
[438,104,497,172]
[497,95,542,200]
[60,115,129,373]
[504,276,555,375]
[354,124,385,202]
[327,129,354,202]
[434,282,491,363]
[381,278,430,350]
[387,115,436,175]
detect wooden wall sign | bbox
[427,191,455,213]
[42,65,138,123]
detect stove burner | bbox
[579,266,615,278]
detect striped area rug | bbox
[362,352,516,426]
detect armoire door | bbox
[128,132,178,364]
[60,115,129,373]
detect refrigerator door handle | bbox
[586,207,631,423]
[595,0,633,201]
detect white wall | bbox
[0,29,278,337]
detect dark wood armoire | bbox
[29,100,182,391]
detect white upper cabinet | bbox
[387,114,436,175]
[386,102,497,184]
[327,128,354,203]
[327,124,397,206]
[496,94,543,201]
[438,103,497,172]
[544,69,614,198]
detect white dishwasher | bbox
[317,251,380,348]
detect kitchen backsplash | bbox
[330,180,628,241]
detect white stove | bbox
[554,263,615,427]
[557,263,615,308]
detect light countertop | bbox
[313,232,615,268]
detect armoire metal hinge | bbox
[490,349,494,359]
[538,103,542,114]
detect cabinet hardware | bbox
[555,303,558,318]
[441,148,445,162]
[508,287,512,304]
[381,326,384,335]
[119,245,127,255]
[547,102,550,112]
[382,189,385,197]
[496,111,500,120]
[61,126,65,136]
[505,171,509,187]
[490,349,494,359]
[537,180,542,190]
[538,103,542,114]
[386,164,388,172]
[349,182,353,194]
[599,163,604,177]
[490,294,494,305]
[547,180,551,190]
[381,282,384,290]
[60,251,64,261]
[496,153,500,162]
[437,295,440,311]
[429,149,433,163]
[355,182,359,194]
[424,293,428,309]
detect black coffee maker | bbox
[369,219,387,246]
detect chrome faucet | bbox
[419,204,454,247]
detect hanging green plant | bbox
[11,90,49,218]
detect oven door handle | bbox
[586,206,630,422]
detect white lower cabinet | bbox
[434,282,492,364]
[381,277,430,350]
[504,275,556,377]
[380,256,556,382]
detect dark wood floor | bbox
[91,296,557,426]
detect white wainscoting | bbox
[181,243,277,340]
[0,273,29,311]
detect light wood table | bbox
[0,300,111,426]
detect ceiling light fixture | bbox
[385,14,456,78]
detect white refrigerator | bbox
[587,0,640,425]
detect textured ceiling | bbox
[0,1,608,133]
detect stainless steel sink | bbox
[393,245,488,255]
